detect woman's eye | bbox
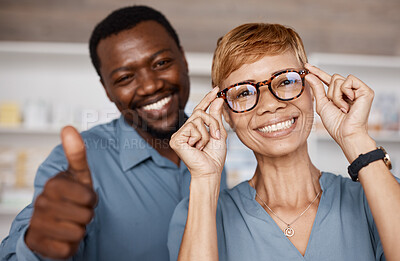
[283,80,293,85]
[279,79,296,87]
[237,90,251,98]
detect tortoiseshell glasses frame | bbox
[217,69,309,113]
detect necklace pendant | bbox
[284,225,295,237]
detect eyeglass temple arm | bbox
[301,69,309,75]
[217,91,226,99]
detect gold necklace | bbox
[250,179,321,238]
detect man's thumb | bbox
[61,126,92,186]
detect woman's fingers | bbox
[186,122,203,147]
[341,75,358,101]
[193,87,220,111]
[342,75,374,105]
[327,74,343,99]
[305,73,330,114]
[177,119,209,150]
[173,116,213,151]
[171,87,225,153]
[185,87,221,140]
[306,64,354,113]
[209,97,225,138]
[305,63,332,86]
[189,109,220,140]
[174,99,223,151]
[330,74,350,113]
[191,118,210,150]
[171,121,200,150]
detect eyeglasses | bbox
[217,69,309,113]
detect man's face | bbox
[97,21,190,139]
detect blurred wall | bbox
[0,0,399,55]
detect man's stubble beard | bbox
[136,109,188,140]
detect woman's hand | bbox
[172,87,225,261]
[170,87,227,179]
[305,64,400,261]
[305,64,375,157]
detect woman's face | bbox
[221,51,314,158]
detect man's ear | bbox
[179,46,189,73]
[100,78,113,103]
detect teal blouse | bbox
[168,172,397,261]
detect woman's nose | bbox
[255,87,287,115]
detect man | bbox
[0,5,227,260]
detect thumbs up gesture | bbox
[25,126,97,259]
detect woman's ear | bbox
[222,104,234,129]
[307,82,315,102]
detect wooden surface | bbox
[0,0,399,55]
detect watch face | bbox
[378,146,392,170]
[383,155,392,170]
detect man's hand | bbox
[25,126,97,259]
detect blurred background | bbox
[0,0,400,240]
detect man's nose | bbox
[136,69,163,95]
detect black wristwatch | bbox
[348,146,392,182]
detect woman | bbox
[168,23,400,260]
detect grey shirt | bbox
[168,172,394,261]
[0,116,227,261]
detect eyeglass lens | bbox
[226,71,303,112]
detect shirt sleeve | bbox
[15,226,74,261]
[167,197,189,261]
[363,176,400,261]
[220,167,228,190]
[15,227,40,261]
[0,144,68,261]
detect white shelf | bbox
[0,41,213,77]
[0,41,89,55]
[0,126,62,135]
[0,205,23,215]
[0,188,33,215]
[0,127,62,148]
[308,53,400,68]
[313,130,400,143]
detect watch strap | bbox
[347,148,385,182]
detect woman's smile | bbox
[255,117,297,138]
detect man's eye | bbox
[115,74,134,84]
[155,59,171,69]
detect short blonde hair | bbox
[212,23,307,87]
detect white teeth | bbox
[258,118,295,133]
[142,96,172,111]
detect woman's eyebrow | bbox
[271,67,296,75]
[230,79,256,86]
[228,67,299,86]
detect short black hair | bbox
[89,5,181,78]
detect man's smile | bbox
[141,95,172,111]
